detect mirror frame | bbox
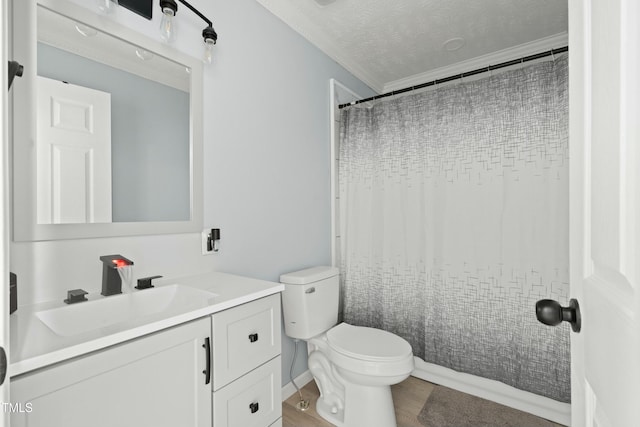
[12,0,203,241]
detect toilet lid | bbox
[326,323,412,362]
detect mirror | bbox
[13,0,203,241]
[37,7,191,224]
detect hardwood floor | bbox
[283,376,434,427]
[282,376,563,427]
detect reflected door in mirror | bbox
[36,76,112,224]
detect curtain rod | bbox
[339,46,569,109]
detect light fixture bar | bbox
[175,0,212,27]
[158,0,218,63]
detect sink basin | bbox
[36,285,218,337]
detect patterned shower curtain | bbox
[338,56,570,402]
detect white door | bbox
[36,76,112,224]
[568,0,640,426]
[1,0,12,425]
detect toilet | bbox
[280,266,414,427]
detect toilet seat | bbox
[326,323,412,362]
[323,323,414,380]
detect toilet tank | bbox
[280,266,339,340]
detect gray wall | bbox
[202,0,374,383]
[38,43,190,222]
[12,0,375,387]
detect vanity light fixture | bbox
[159,0,218,64]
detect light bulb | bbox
[203,39,215,64]
[97,0,118,14]
[159,7,177,43]
[201,26,218,65]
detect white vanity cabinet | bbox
[11,318,212,427]
[211,294,282,427]
[9,293,284,427]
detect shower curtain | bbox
[338,56,569,402]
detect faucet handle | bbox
[64,289,88,304]
[135,275,163,290]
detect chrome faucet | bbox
[99,255,134,296]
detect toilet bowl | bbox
[280,267,414,427]
[326,323,414,384]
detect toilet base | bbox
[315,381,398,427]
[316,396,344,426]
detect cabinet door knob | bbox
[249,402,259,413]
[248,333,259,343]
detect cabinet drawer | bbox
[213,356,282,427]
[211,294,281,390]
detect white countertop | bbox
[10,271,284,377]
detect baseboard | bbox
[412,357,571,426]
[282,369,314,401]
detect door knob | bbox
[0,347,6,385]
[535,298,581,333]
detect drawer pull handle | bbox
[248,333,259,343]
[249,402,259,413]
[202,337,211,385]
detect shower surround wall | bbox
[338,57,570,402]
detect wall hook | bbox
[207,228,220,252]
[8,60,23,90]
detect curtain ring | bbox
[551,49,556,61]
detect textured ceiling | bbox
[256,0,568,92]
